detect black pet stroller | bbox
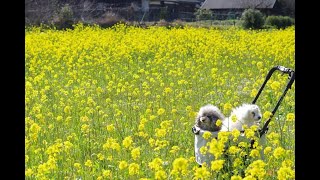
[252,65,295,140]
[192,65,295,171]
[229,65,295,146]
[241,65,295,174]
[192,65,295,137]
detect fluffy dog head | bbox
[195,104,225,132]
[231,103,262,124]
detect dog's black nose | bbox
[257,116,261,120]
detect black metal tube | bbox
[252,66,279,104]
[259,67,295,137]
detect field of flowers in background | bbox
[25,24,295,179]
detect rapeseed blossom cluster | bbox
[25,24,294,179]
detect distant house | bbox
[199,0,278,19]
[200,0,276,9]
[148,0,204,21]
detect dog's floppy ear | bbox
[195,113,201,123]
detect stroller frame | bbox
[253,65,295,138]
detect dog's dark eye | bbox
[252,112,256,116]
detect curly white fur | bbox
[221,103,262,132]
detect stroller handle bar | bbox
[251,65,295,138]
[252,65,295,104]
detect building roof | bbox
[201,0,276,9]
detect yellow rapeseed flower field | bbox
[25,24,295,179]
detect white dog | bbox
[192,104,225,166]
[221,103,262,132]
[220,103,267,159]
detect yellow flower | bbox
[194,166,210,179]
[150,115,157,121]
[136,131,148,138]
[106,124,115,132]
[146,108,152,114]
[169,146,180,154]
[263,111,273,119]
[138,123,145,131]
[155,128,167,138]
[244,128,255,139]
[37,163,49,174]
[119,161,128,170]
[231,129,240,141]
[186,106,193,112]
[273,147,286,159]
[171,157,188,175]
[231,175,243,180]
[281,159,294,168]
[217,131,230,144]
[65,116,72,123]
[264,146,272,155]
[149,158,163,171]
[250,89,258,98]
[249,149,260,158]
[29,123,41,134]
[122,136,133,149]
[63,106,71,113]
[131,147,141,160]
[202,131,212,140]
[80,115,90,122]
[103,138,120,151]
[155,170,167,180]
[84,160,93,167]
[102,169,112,177]
[157,108,166,115]
[286,113,295,121]
[160,120,173,129]
[74,163,81,169]
[164,87,172,94]
[231,114,237,122]
[267,132,280,146]
[228,146,240,155]
[243,175,256,180]
[128,163,140,175]
[189,156,195,162]
[208,138,225,159]
[149,138,155,147]
[245,160,266,179]
[97,153,105,161]
[233,158,243,168]
[81,124,90,134]
[216,119,222,127]
[47,155,57,170]
[270,81,281,91]
[171,108,177,113]
[25,155,29,163]
[277,167,295,180]
[223,103,232,112]
[25,168,33,177]
[256,62,263,69]
[107,156,113,161]
[211,160,225,171]
[199,146,207,155]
